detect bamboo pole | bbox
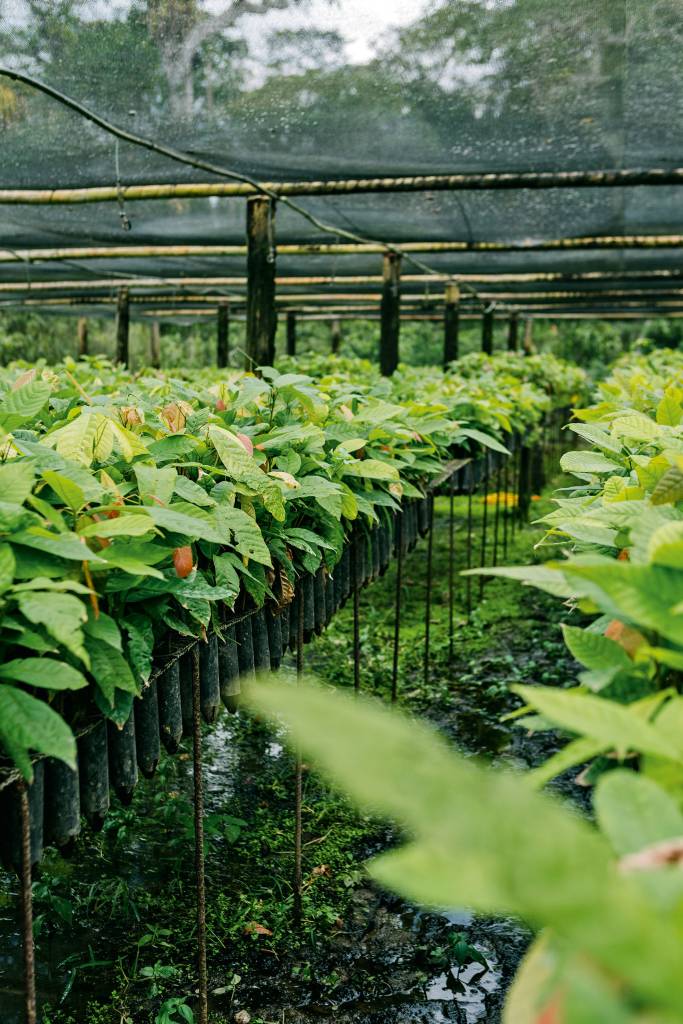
[246,197,277,368]
[443,283,460,368]
[216,301,229,368]
[2,268,683,295]
[0,166,681,205]
[128,309,683,322]
[115,288,130,368]
[379,253,402,377]
[1,234,683,264]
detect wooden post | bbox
[443,283,460,368]
[286,311,296,356]
[330,317,342,354]
[246,196,277,368]
[524,317,535,355]
[481,308,494,355]
[77,316,88,357]
[216,301,229,367]
[507,312,519,352]
[115,287,130,367]
[149,321,161,368]
[379,252,401,376]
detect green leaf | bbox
[123,614,155,686]
[0,658,87,691]
[84,611,123,651]
[13,527,106,563]
[560,451,622,475]
[459,427,509,455]
[209,426,271,492]
[0,379,52,431]
[0,459,36,505]
[79,513,154,539]
[526,736,608,789]
[146,503,224,544]
[651,466,683,506]
[42,469,85,512]
[561,624,631,673]
[463,564,575,598]
[0,542,16,593]
[595,769,683,857]
[647,521,683,568]
[134,463,177,506]
[611,412,661,442]
[0,684,75,780]
[174,475,216,507]
[245,679,683,1015]
[16,590,89,667]
[215,506,272,566]
[513,685,682,762]
[85,634,139,707]
[656,389,683,427]
[341,459,400,482]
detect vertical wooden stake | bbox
[330,317,342,354]
[507,313,519,352]
[191,648,208,1024]
[379,252,401,376]
[149,320,161,369]
[216,301,229,368]
[19,781,37,1024]
[443,283,460,368]
[481,308,494,355]
[77,317,88,358]
[286,311,297,356]
[115,287,130,368]
[523,317,535,355]
[246,196,277,369]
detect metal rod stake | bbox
[424,494,435,687]
[466,465,474,622]
[19,781,37,1024]
[391,512,403,703]
[448,480,455,663]
[191,647,208,1024]
[293,594,304,925]
[479,454,490,600]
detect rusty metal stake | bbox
[503,455,510,560]
[293,594,304,925]
[391,511,403,703]
[478,453,490,600]
[351,528,361,695]
[492,463,502,567]
[424,493,435,687]
[191,647,208,1024]
[466,464,474,622]
[19,781,37,1024]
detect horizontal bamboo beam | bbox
[2,235,683,264]
[127,308,683,322]
[1,269,682,296]
[11,287,683,309]
[0,167,682,205]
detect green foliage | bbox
[0,352,580,778]
[249,679,683,1023]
